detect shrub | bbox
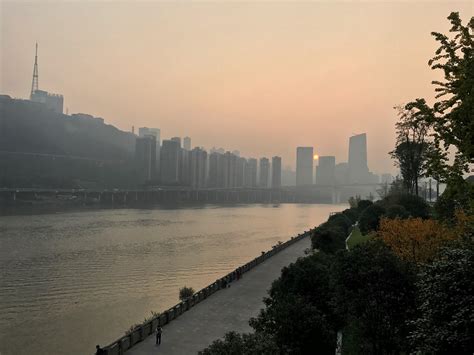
[179,286,195,301]
[385,204,409,219]
[357,199,373,213]
[377,217,457,264]
[358,204,386,234]
[311,225,346,253]
[199,331,278,355]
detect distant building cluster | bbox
[296,133,388,187]
[134,128,282,188]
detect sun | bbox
[313,154,319,160]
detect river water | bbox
[0,203,346,355]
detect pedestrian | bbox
[155,326,163,345]
[95,345,105,355]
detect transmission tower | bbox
[30,43,39,99]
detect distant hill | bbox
[0,95,137,188]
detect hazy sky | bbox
[1,1,472,173]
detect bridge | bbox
[0,184,381,205]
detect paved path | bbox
[127,237,311,355]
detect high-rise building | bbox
[296,147,314,186]
[235,157,246,187]
[335,162,349,185]
[259,157,270,188]
[223,152,237,188]
[190,147,207,188]
[171,137,182,148]
[208,152,222,188]
[244,158,258,187]
[315,156,336,185]
[135,135,156,183]
[138,127,161,174]
[348,133,369,184]
[271,156,282,188]
[160,139,180,184]
[183,136,191,151]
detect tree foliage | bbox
[332,240,417,354]
[390,104,433,195]
[198,331,278,355]
[250,252,339,354]
[358,204,386,234]
[409,244,474,354]
[407,12,474,181]
[377,217,457,263]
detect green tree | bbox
[358,204,386,234]
[251,252,339,354]
[409,12,473,181]
[410,244,474,354]
[332,240,417,354]
[390,105,433,196]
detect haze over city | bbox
[2,1,471,172]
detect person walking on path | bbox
[155,326,163,345]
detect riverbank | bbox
[103,231,313,354]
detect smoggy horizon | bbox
[2,1,472,173]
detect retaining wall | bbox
[101,228,315,354]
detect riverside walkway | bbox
[127,236,311,354]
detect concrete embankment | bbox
[101,229,314,355]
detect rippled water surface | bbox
[0,204,346,355]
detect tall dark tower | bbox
[30,43,39,99]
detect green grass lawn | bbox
[347,226,370,249]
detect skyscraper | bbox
[160,139,180,184]
[135,135,156,183]
[138,127,161,175]
[171,137,182,148]
[259,157,270,188]
[348,133,369,184]
[315,156,336,185]
[183,136,191,151]
[244,158,258,187]
[190,147,207,188]
[296,147,314,186]
[271,156,282,188]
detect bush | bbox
[199,331,278,355]
[385,204,409,219]
[359,204,386,234]
[357,199,373,213]
[179,286,195,301]
[342,208,359,224]
[377,217,457,264]
[327,213,353,233]
[380,193,430,219]
[311,225,347,253]
[435,178,474,222]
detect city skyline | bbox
[2,2,471,173]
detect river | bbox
[0,203,346,354]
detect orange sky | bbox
[1,1,472,173]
